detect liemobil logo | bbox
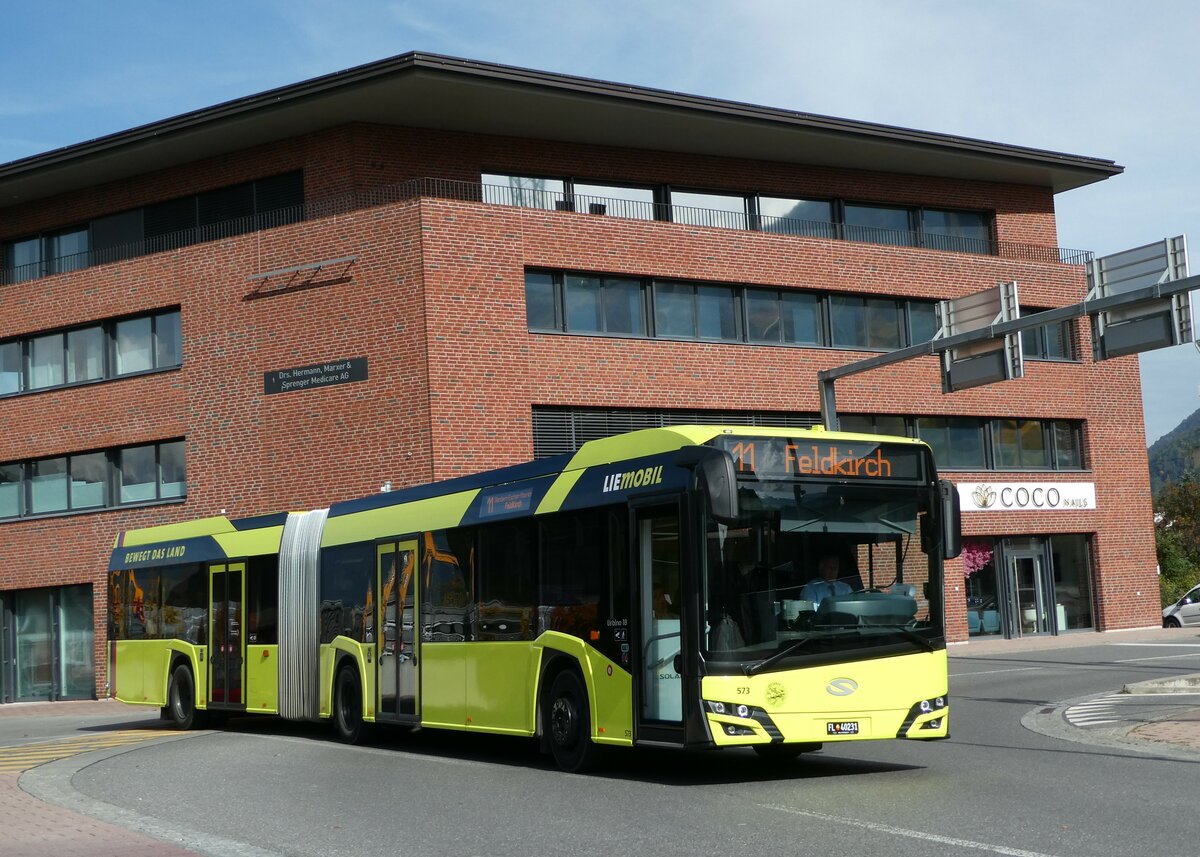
[971,484,997,509]
[826,678,858,697]
[601,465,665,493]
[765,682,787,707]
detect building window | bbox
[669,190,748,230]
[481,172,996,256]
[0,463,21,518]
[652,281,740,341]
[757,197,836,238]
[993,419,1050,468]
[915,417,987,469]
[844,204,916,247]
[0,341,21,395]
[0,439,185,522]
[922,209,992,254]
[564,275,645,335]
[528,270,934,352]
[908,301,939,344]
[0,308,181,399]
[745,289,818,344]
[829,295,903,349]
[525,271,559,330]
[1021,314,1075,360]
[571,183,656,220]
[2,172,303,285]
[29,333,66,389]
[481,174,565,210]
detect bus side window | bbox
[476,519,537,640]
[539,510,603,642]
[423,529,475,641]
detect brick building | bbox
[0,53,1158,702]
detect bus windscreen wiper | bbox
[744,635,827,677]
[875,624,935,652]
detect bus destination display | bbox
[712,436,923,482]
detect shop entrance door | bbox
[1006,550,1053,636]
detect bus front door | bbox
[376,540,420,722]
[208,562,245,709]
[632,502,686,744]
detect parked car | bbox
[1163,583,1200,627]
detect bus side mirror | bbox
[939,479,962,560]
[674,446,740,524]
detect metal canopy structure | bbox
[819,237,1198,430]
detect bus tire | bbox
[544,669,599,773]
[167,663,206,730]
[333,663,370,744]
[752,742,821,762]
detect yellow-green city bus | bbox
[107,425,960,771]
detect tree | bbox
[1155,476,1200,606]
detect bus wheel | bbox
[334,664,369,744]
[752,742,821,762]
[167,663,206,730]
[545,670,599,773]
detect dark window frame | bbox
[0,308,182,400]
[3,172,303,286]
[0,439,186,523]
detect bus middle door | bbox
[208,562,245,710]
[376,540,420,722]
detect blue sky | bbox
[3,0,1197,443]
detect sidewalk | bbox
[1,770,202,857]
[953,624,1200,754]
[0,699,203,857]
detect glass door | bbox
[633,501,685,742]
[1007,551,1052,636]
[208,562,245,707]
[376,540,420,721]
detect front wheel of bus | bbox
[545,669,599,773]
[167,663,206,730]
[334,663,369,744]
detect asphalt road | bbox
[16,633,1200,857]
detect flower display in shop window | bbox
[961,539,993,578]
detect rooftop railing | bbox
[1,178,1093,285]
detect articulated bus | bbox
[108,425,961,771]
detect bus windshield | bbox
[703,478,941,668]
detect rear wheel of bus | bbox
[545,669,600,773]
[334,662,371,744]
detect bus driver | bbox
[799,555,852,606]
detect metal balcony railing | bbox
[1,178,1092,285]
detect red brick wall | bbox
[0,123,1156,700]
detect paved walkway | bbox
[1,770,202,857]
[0,700,202,857]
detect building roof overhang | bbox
[0,52,1122,211]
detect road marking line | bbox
[760,804,1062,857]
[1119,691,1200,697]
[1114,653,1200,663]
[949,667,1044,677]
[1113,643,1200,647]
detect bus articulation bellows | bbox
[107,425,961,771]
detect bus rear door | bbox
[376,540,420,721]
